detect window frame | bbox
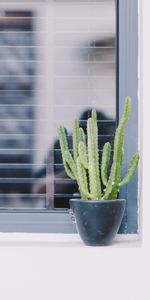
[118,0,139,233]
[0,0,138,233]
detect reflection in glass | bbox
[0,0,116,208]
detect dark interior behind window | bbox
[0,0,116,209]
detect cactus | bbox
[57,96,139,200]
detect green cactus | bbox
[57,96,139,200]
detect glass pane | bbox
[0,0,116,209]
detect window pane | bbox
[0,0,116,208]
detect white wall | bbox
[0,1,149,299]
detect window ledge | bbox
[0,233,140,248]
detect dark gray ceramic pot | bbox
[69,199,126,246]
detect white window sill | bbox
[0,233,140,248]
[0,233,145,300]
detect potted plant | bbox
[57,97,139,246]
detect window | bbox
[0,0,138,233]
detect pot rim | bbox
[69,198,126,204]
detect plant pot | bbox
[69,198,126,246]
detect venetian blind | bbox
[0,0,116,209]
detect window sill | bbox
[0,233,140,248]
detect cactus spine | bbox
[58,96,139,200]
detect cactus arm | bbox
[72,119,80,163]
[92,109,99,137]
[92,109,97,125]
[78,141,88,169]
[113,126,124,164]
[108,162,121,199]
[57,125,69,154]
[120,96,132,126]
[110,97,132,198]
[110,131,124,198]
[77,157,91,199]
[120,148,124,166]
[87,118,101,199]
[101,162,116,200]
[58,126,77,179]
[101,142,111,186]
[58,125,75,179]
[119,153,139,187]
[114,97,131,162]
[63,150,77,179]
[64,161,76,180]
[79,127,86,144]
[109,132,125,199]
